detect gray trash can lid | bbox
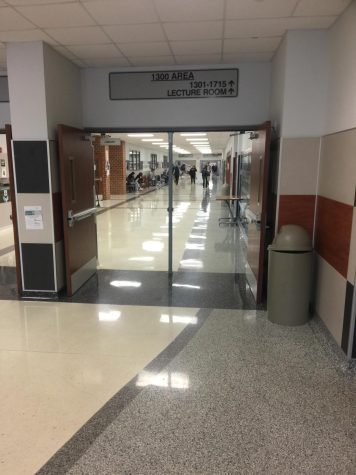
[268,224,312,251]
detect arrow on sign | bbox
[228,88,235,94]
[229,80,235,86]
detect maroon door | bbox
[232,153,238,195]
[246,122,272,304]
[58,125,97,296]
[5,124,22,294]
[226,153,231,185]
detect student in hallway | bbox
[173,164,180,185]
[189,165,197,184]
[202,165,210,188]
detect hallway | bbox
[62,174,254,309]
[0,175,355,474]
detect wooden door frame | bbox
[232,153,238,196]
[256,121,271,304]
[85,122,274,304]
[58,124,98,296]
[5,124,22,294]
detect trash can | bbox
[267,225,313,326]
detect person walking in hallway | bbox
[173,164,180,185]
[189,165,197,184]
[202,165,210,188]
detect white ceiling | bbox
[0,0,352,70]
[106,131,238,156]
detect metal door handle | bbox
[68,207,97,227]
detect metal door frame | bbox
[85,123,271,300]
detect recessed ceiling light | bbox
[127,133,154,137]
[180,133,207,136]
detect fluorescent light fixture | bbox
[152,232,168,237]
[136,370,189,389]
[189,235,207,239]
[110,280,141,288]
[180,133,207,136]
[160,314,198,323]
[99,310,121,321]
[185,243,205,250]
[152,142,166,145]
[172,283,201,290]
[142,240,164,252]
[127,133,153,137]
[180,259,203,269]
[128,256,154,262]
[141,138,163,142]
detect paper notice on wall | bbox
[24,206,44,230]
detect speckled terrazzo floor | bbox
[38,310,356,475]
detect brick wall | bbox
[109,140,126,195]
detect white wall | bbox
[7,42,82,140]
[0,103,10,129]
[270,36,287,136]
[0,134,7,153]
[82,63,271,129]
[326,1,356,134]
[43,43,83,139]
[0,74,10,129]
[280,30,329,138]
[7,42,48,140]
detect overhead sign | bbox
[109,69,238,100]
[100,137,121,146]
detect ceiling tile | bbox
[164,21,223,41]
[83,0,159,25]
[226,0,298,19]
[175,54,221,65]
[53,46,79,60]
[129,56,175,66]
[294,0,351,17]
[67,43,122,59]
[16,3,95,28]
[83,57,131,67]
[0,29,57,44]
[154,0,224,22]
[171,40,222,55]
[224,37,281,54]
[104,24,166,43]
[45,26,110,45]
[223,52,273,63]
[71,59,87,68]
[225,16,336,38]
[118,41,171,57]
[0,7,34,31]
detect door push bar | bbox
[68,207,97,227]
